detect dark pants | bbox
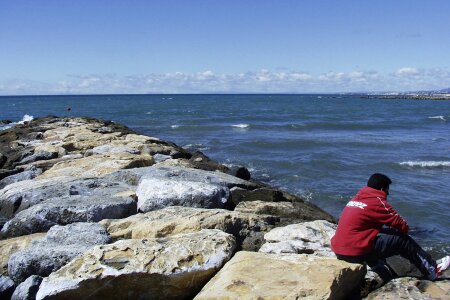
[337,228,437,281]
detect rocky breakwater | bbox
[0,116,447,300]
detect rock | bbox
[226,166,251,180]
[194,251,366,300]
[85,145,140,156]
[365,277,450,299]
[0,215,7,230]
[38,153,154,179]
[230,187,284,204]
[188,151,229,172]
[36,230,236,300]
[15,154,83,171]
[1,194,136,238]
[235,199,335,224]
[259,220,337,257]
[138,166,258,190]
[0,120,12,125]
[100,206,278,250]
[0,167,43,190]
[0,275,15,299]
[11,275,42,300]
[152,153,172,163]
[0,176,133,218]
[133,166,259,212]
[136,177,230,212]
[0,169,22,181]
[8,223,111,284]
[0,153,6,169]
[0,233,46,276]
[16,152,58,166]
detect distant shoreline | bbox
[359,94,450,101]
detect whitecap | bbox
[18,114,34,124]
[399,161,450,168]
[145,111,152,115]
[170,125,180,129]
[428,116,447,121]
[231,124,250,129]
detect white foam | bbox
[145,111,152,115]
[231,124,250,129]
[170,125,179,129]
[428,116,447,121]
[18,114,34,124]
[399,161,450,168]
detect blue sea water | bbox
[1,94,450,255]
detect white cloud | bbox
[0,68,449,95]
[395,67,420,76]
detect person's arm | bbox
[373,198,409,234]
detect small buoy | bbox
[67,107,72,112]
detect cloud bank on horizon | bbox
[1,67,448,95]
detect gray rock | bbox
[119,166,258,189]
[0,176,133,218]
[152,153,172,163]
[8,223,111,284]
[0,275,15,299]
[0,167,43,190]
[137,177,230,212]
[11,275,42,300]
[259,220,337,257]
[1,194,136,238]
[17,152,58,166]
[86,145,140,156]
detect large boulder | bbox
[8,223,111,284]
[365,277,450,299]
[100,206,279,251]
[194,251,366,300]
[0,167,42,190]
[1,195,136,238]
[0,176,134,218]
[0,233,46,276]
[136,177,230,212]
[11,275,43,300]
[135,166,258,190]
[133,166,259,212]
[38,153,154,179]
[259,220,337,257]
[36,230,236,300]
[235,199,335,224]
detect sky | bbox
[1,0,449,95]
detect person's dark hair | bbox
[367,173,392,190]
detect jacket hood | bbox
[354,186,387,201]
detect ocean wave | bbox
[231,124,250,129]
[399,161,450,168]
[428,116,447,121]
[18,114,34,124]
[0,114,34,131]
[170,125,180,129]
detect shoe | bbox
[437,256,450,277]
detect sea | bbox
[1,94,449,256]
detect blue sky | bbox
[1,0,449,94]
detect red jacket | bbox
[331,187,409,256]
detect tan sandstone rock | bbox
[0,233,46,275]
[38,153,154,178]
[36,229,236,300]
[365,277,450,299]
[100,206,278,250]
[194,251,366,300]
